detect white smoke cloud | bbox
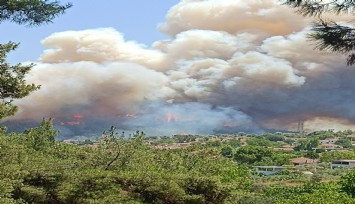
[40,28,167,71]
[159,0,310,36]
[5,0,355,135]
[13,61,173,120]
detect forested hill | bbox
[1,120,355,203]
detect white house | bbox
[320,139,338,145]
[331,160,355,169]
[253,166,285,175]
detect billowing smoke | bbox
[4,0,355,137]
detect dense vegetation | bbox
[1,120,355,203]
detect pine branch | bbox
[283,0,355,16]
[309,21,355,53]
[0,0,72,26]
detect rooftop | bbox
[290,157,320,164]
[332,160,355,163]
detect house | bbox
[290,157,320,166]
[273,146,294,151]
[63,139,79,144]
[320,139,338,145]
[319,144,343,150]
[253,166,285,175]
[331,160,355,169]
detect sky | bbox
[2,0,179,63]
[2,0,355,137]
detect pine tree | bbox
[0,1,71,120]
[284,0,355,65]
[0,0,72,26]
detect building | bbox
[319,144,343,150]
[253,166,285,175]
[331,160,355,169]
[290,157,320,166]
[320,139,338,145]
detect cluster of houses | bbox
[317,138,345,150]
[254,157,355,175]
[253,136,355,175]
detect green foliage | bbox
[294,137,319,151]
[205,140,222,147]
[246,137,282,147]
[22,118,58,150]
[304,151,320,159]
[57,170,138,204]
[0,0,72,26]
[0,122,259,203]
[233,145,296,166]
[307,130,337,139]
[339,170,355,197]
[234,146,273,165]
[3,125,355,203]
[0,42,40,119]
[266,182,354,203]
[321,150,355,162]
[283,0,355,65]
[284,0,354,16]
[173,134,198,143]
[262,133,285,142]
[335,138,353,148]
[220,145,234,158]
[276,189,354,204]
[224,138,241,148]
[0,1,71,120]
[184,176,230,204]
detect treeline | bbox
[1,120,355,203]
[0,120,252,203]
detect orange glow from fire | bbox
[166,112,179,123]
[73,113,84,119]
[125,113,137,118]
[58,113,84,126]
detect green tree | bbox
[0,43,39,119]
[335,138,353,148]
[220,145,234,158]
[0,0,71,120]
[321,150,355,162]
[339,170,355,197]
[0,0,72,25]
[234,146,274,165]
[304,150,319,159]
[22,118,58,150]
[246,137,282,147]
[262,133,285,142]
[294,137,319,151]
[284,0,355,65]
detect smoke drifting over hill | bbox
[5,0,355,136]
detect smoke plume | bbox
[5,0,355,137]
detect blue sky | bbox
[1,0,179,63]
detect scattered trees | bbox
[294,137,319,151]
[1,122,355,203]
